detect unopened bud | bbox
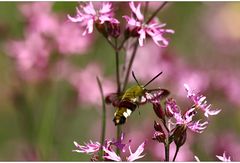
[173,125,187,148]
[124,27,140,38]
[95,21,108,38]
[153,131,166,143]
[107,22,120,38]
[154,121,164,132]
[153,103,165,120]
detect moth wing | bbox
[105,93,122,107]
[144,88,170,104]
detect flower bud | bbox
[154,121,164,132]
[152,131,166,143]
[95,21,108,38]
[106,22,120,38]
[153,103,165,120]
[173,125,187,148]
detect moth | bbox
[106,71,170,125]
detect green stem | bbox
[37,83,61,160]
[146,2,168,24]
[115,39,121,93]
[165,141,170,161]
[172,146,180,161]
[122,40,139,91]
[96,77,106,160]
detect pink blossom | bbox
[68,63,116,106]
[19,2,59,36]
[184,84,221,117]
[165,98,180,117]
[173,107,208,133]
[73,134,146,161]
[126,141,146,161]
[216,152,231,162]
[73,141,101,154]
[55,21,93,55]
[103,146,122,161]
[123,2,174,47]
[6,33,51,82]
[68,2,119,35]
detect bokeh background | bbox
[0,1,240,161]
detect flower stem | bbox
[115,39,121,93]
[173,146,180,161]
[146,2,168,24]
[143,2,149,17]
[165,141,170,161]
[122,40,139,91]
[96,77,106,160]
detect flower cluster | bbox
[166,84,221,134]
[152,84,221,160]
[68,2,174,47]
[68,2,119,36]
[6,2,93,82]
[73,133,146,161]
[123,2,174,46]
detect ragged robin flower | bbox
[68,2,119,36]
[73,133,146,161]
[184,84,221,117]
[123,2,174,47]
[216,151,231,162]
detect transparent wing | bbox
[105,93,122,107]
[138,88,170,104]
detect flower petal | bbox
[126,141,146,162]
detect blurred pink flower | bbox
[19,2,59,36]
[19,2,93,56]
[68,2,119,35]
[55,21,93,55]
[216,152,231,162]
[184,84,221,117]
[68,63,116,106]
[6,33,51,81]
[123,2,174,47]
[211,133,240,161]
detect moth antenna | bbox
[144,72,163,87]
[132,71,141,86]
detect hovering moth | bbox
[106,71,170,125]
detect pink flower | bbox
[6,33,51,82]
[102,146,122,161]
[184,84,221,117]
[68,63,116,106]
[126,141,146,161]
[173,107,209,133]
[73,141,101,154]
[216,152,231,162]
[165,98,180,117]
[73,133,146,161]
[55,21,93,55]
[19,2,59,36]
[68,2,119,35]
[123,2,174,47]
